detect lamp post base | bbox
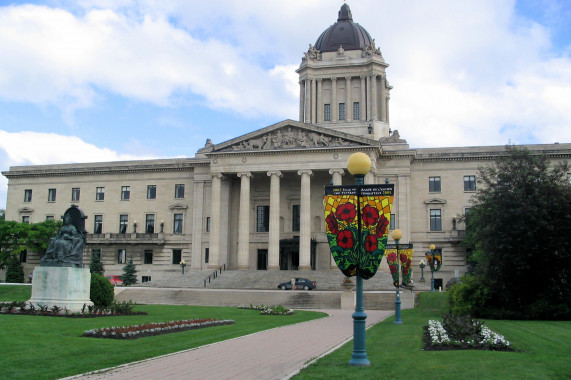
[394,288,403,324]
[349,275,370,367]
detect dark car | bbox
[278,278,316,290]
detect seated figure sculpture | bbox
[41,206,87,268]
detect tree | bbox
[121,257,137,286]
[0,209,5,220]
[5,255,25,283]
[461,146,571,319]
[89,250,105,275]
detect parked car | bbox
[106,275,123,286]
[278,278,316,290]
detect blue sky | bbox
[1,0,570,209]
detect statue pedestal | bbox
[29,267,93,313]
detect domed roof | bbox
[314,4,373,52]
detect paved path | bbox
[67,309,392,380]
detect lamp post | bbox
[419,260,426,282]
[391,229,403,324]
[180,260,186,275]
[429,244,436,292]
[347,152,372,367]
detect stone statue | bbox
[380,129,407,144]
[41,206,87,268]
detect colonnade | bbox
[299,74,388,124]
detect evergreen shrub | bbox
[90,273,114,307]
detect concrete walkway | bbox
[67,309,393,380]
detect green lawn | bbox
[0,285,326,380]
[295,292,571,380]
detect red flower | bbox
[389,265,397,274]
[335,203,357,222]
[337,230,354,249]
[326,213,339,234]
[375,215,389,238]
[362,205,379,226]
[387,252,397,262]
[400,253,407,263]
[365,234,377,252]
[403,267,409,275]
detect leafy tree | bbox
[0,209,5,220]
[89,250,105,275]
[121,257,138,286]
[5,256,25,283]
[460,146,570,319]
[90,273,114,307]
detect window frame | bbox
[172,249,182,265]
[464,175,476,192]
[429,176,441,192]
[324,104,331,121]
[174,184,185,199]
[96,187,105,201]
[24,189,32,203]
[144,250,153,264]
[117,249,126,264]
[173,213,183,234]
[338,102,345,120]
[353,102,360,120]
[292,205,300,232]
[145,214,155,234]
[48,188,56,202]
[121,186,130,200]
[71,187,80,202]
[256,205,270,232]
[430,209,442,231]
[94,215,103,234]
[147,185,156,200]
[119,214,128,234]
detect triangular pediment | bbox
[200,119,377,154]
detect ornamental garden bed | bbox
[0,300,146,318]
[423,314,514,351]
[82,319,235,339]
[238,304,295,315]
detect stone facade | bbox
[2,5,571,287]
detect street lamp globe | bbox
[391,229,403,241]
[347,152,372,175]
[429,244,436,250]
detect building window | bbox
[144,250,153,264]
[353,102,360,120]
[430,209,442,231]
[121,186,130,200]
[390,214,396,230]
[20,250,27,263]
[175,184,185,199]
[464,175,476,191]
[71,188,80,201]
[292,205,300,232]
[324,104,331,121]
[172,249,182,264]
[256,206,270,232]
[96,187,105,201]
[22,216,30,224]
[147,185,156,199]
[339,102,345,120]
[24,189,32,203]
[94,215,103,234]
[173,214,183,234]
[119,215,128,234]
[206,217,210,232]
[48,188,56,202]
[142,276,151,283]
[429,177,441,192]
[117,249,126,264]
[205,248,209,263]
[46,215,54,221]
[145,214,155,233]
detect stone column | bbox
[371,74,378,120]
[346,76,352,121]
[209,173,222,268]
[329,168,345,186]
[380,75,387,122]
[298,169,313,269]
[299,80,305,122]
[386,95,390,123]
[332,77,338,122]
[237,172,252,269]
[268,171,282,269]
[191,179,205,269]
[310,78,317,123]
[366,75,371,120]
[317,79,323,123]
[360,76,366,121]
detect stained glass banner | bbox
[385,244,414,287]
[324,184,394,279]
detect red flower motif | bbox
[400,253,407,263]
[335,203,357,222]
[387,252,397,262]
[389,265,397,274]
[403,267,409,275]
[326,213,339,235]
[337,230,354,249]
[362,205,379,226]
[365,234,377,252]
[375,215,389,238]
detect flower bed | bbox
[238,304,295,315]
[423,316,513,351]
[83,318,235,339]
[0,300,146,317]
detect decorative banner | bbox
[324,184,394,280]
[425,250,442,272]
[385,244,414,287]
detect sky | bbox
[1,0,570,209]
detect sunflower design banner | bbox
[425,250,443,272]
[324,184,394,279]
[385,244,414,287]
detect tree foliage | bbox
[459,146,571,319]
[5,256,25,283]
[121,257,138,286]
[89,250,105,275]
[90,273,114,307]
[0,219,61,269]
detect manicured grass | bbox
[0,285,326,380]
[0,284,32,301]
[295,292,571,380]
